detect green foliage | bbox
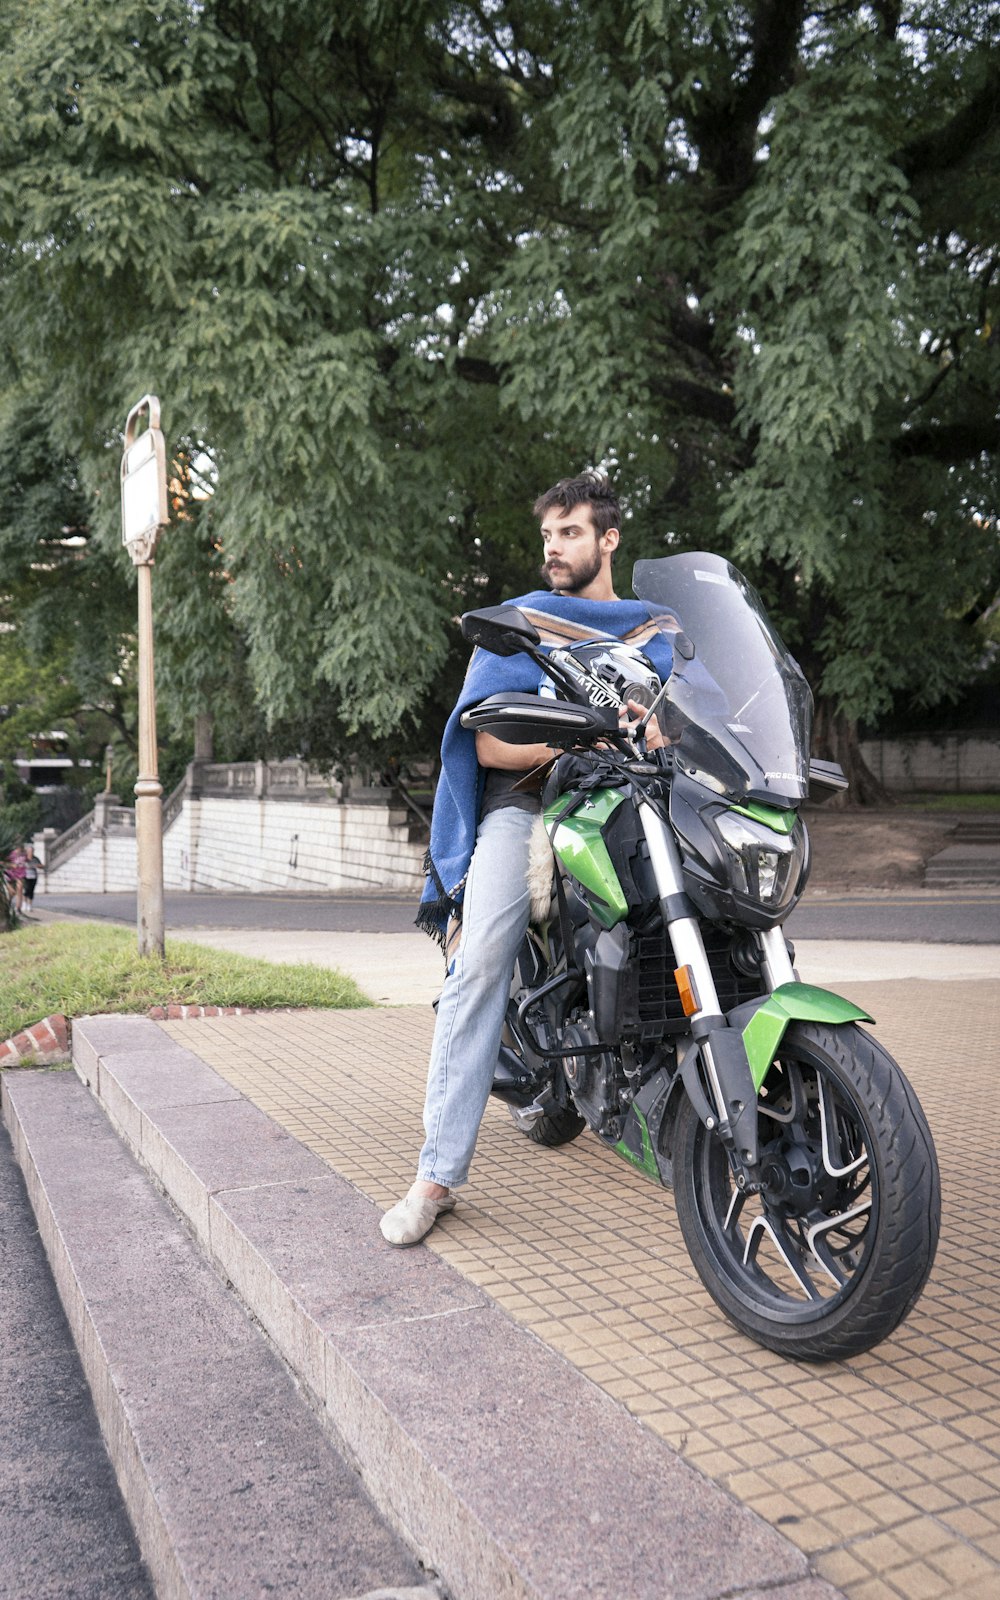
[0,920,371,1039]
[0,789,43,843]
[0,394,184,801]
[0,811,22,931]
[0,0,995,792]
[719,55,923,562]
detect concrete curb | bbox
[0,1007,251,1072]
[60,1014,842,1600]
[0,1065,438,1600]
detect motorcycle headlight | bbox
[714,810,806,910]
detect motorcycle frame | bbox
[503,791,875,1195]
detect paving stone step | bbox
[925,876,1000,889]
[923,838,1000,888]
[924,862,1000,884]
[53,1013,843,1600]
[925,861,1000,875]
[0,1120,153,1599]
[0,1067,438,1600]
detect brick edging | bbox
[0,1005,256,1068]
[0,1014,70,1068]
[146,1005,250,1021]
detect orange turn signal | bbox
[674,965,701,1017]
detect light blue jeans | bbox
[418,805,537,1187]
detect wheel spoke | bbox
[723,1184,749,1231]
[805,1200,872,1286]
[743,1213,824,1300]
[817,1075,866,1178]
[758,1057,810,1128]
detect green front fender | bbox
[741,983,874,1091]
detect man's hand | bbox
[621,698,666,752]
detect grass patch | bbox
[0,921,371,1041]
[898,793,1000,812]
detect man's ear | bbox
[603,525,621,552]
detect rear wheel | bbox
[673,1021,939,1361]
[501,937,587,1148]
[513,1100,586,1147]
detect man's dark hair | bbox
[533,470,621,536]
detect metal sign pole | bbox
[120,394,168,959]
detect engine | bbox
[560,1019,626,1139]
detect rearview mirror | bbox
[808,759,849,802]
[460,605,542,657]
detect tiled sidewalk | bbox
[162,976,1000,1600]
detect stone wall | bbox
[38,830,139,893]
[162,793,426,893]
[34,764,427,895]
[860,733,1000,794]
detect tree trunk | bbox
[812,702,892,808]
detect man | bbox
[380,471,674,1246]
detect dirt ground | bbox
[804,806,965,889]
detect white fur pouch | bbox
[527,812,555,924]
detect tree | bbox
[0,0,996,797]
[490,2,999,792]
[0,398,208,806]
[0,397,131,814]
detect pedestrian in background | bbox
[6,844,26,915]
[21,844,38,914]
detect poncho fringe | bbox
[415,848,455,950]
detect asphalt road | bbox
[36,886,1000,944]
[40,890,419,933]
[786,889,1000,945]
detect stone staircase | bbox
[1,1053,443,1600]
[0,1019,832,1600]
[34,761,430,895]
[923,816,1000,888]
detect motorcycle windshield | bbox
[632,552,812,805]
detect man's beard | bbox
[540,541,603,595]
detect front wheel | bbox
[673,1022,940,1361]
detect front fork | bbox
[759,924,796,990]
[639,801,775,1190]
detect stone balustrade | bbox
[35,759,428,895]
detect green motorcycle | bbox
[460,552,940,1361]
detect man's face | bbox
[539,503,612,594]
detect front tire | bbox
[673,1021,940,1361]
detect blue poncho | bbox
[416,589,680,946]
